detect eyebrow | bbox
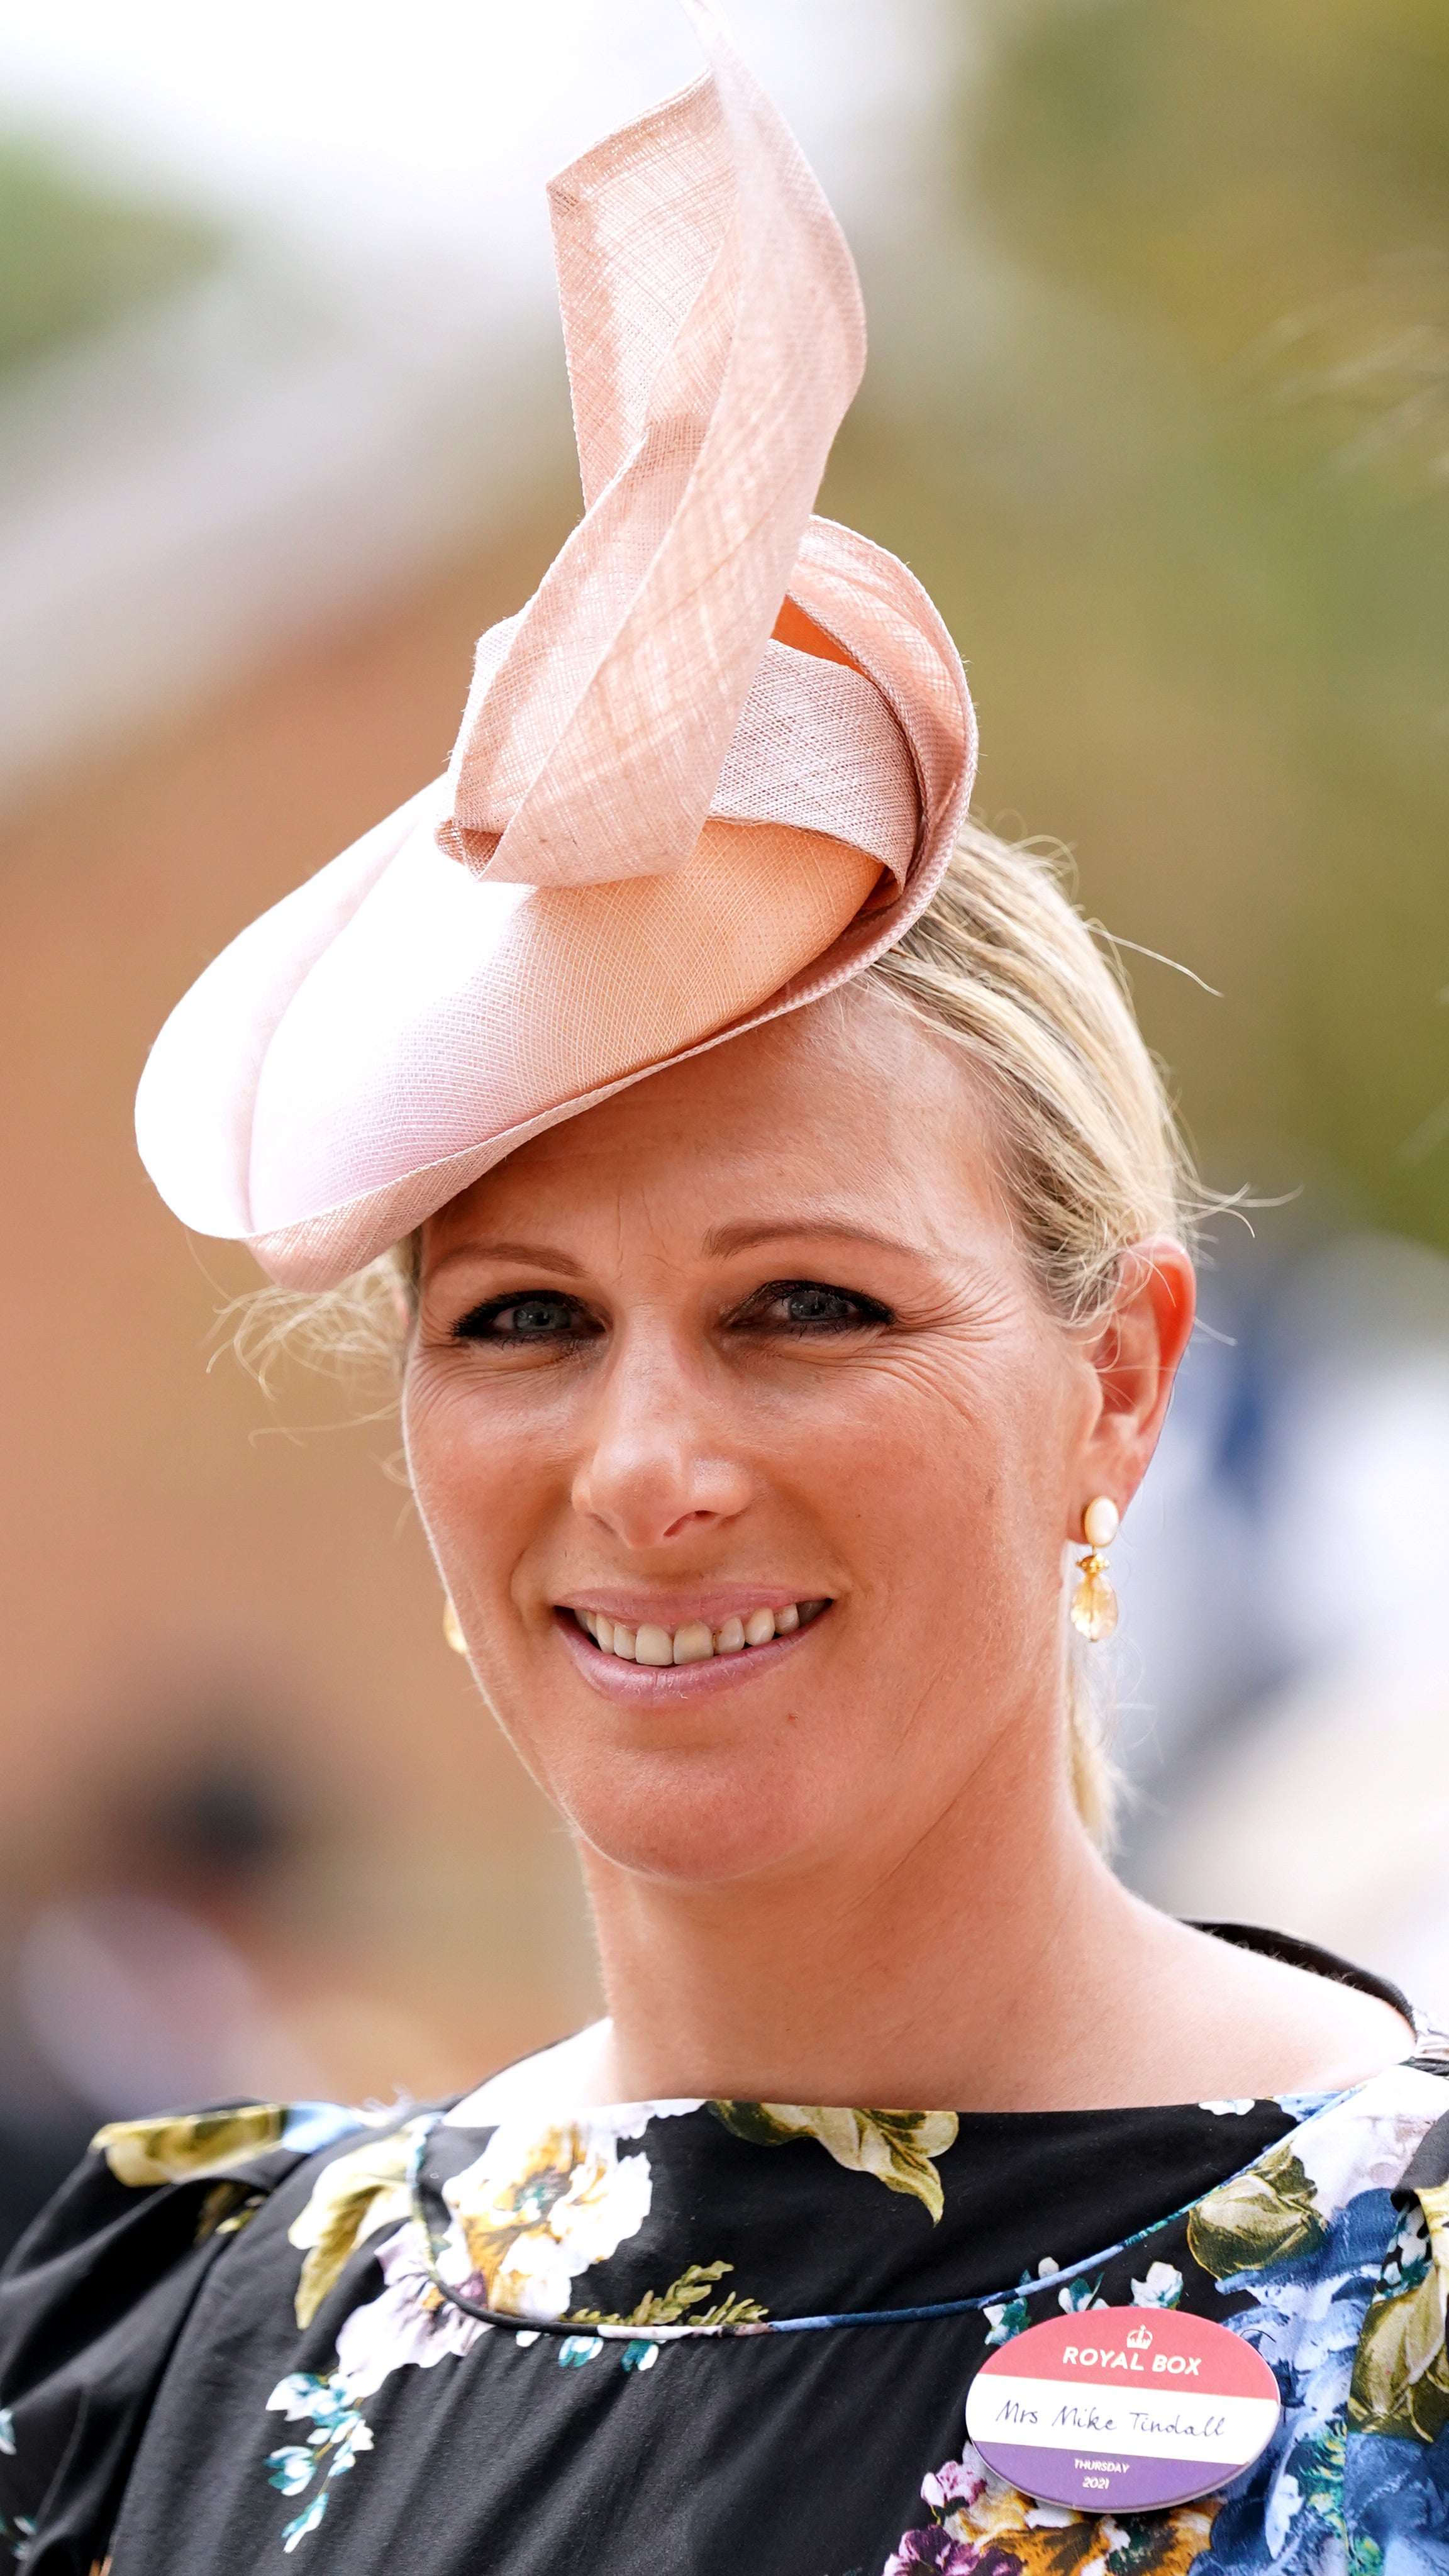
[702,1219,935,1264]
[425,1219,938,1287]
[425,1239,589,1284]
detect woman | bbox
[2,10,1446,2573]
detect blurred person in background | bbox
[0,1747,301,2262]
[2,8,1448,2574]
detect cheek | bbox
[402,1362,554,1619]
[835,1338,1082,1606]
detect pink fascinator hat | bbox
[135,0,977,1291]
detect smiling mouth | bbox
[567,1599,831,1667]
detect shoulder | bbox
[1159,1916,1432,2099]
[0,2099,391,2568]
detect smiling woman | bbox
[3,8,1447,2575]
[392,815,1187,1853]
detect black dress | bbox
[1,1928,1446,2576]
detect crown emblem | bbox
[1125,2325,1153,2350]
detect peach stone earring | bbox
[442,1597,469,1655]
[1070,1496,1120,1641]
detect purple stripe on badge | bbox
[982,2444,1237,2514]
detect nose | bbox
[570,1320,754,1550]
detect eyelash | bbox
[733,1279,893,1336]
[450,1279,893,1346]
[452,1294,597,1346]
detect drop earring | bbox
[442,1597,468,1655]
[1070,1496,1120,1641]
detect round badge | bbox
[965,2306,1281,2514]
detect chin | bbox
[562,1750,835,1888]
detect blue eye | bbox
[740,1279,892,1334]
[782,1287,855,1326]
[454,1294,594,1343]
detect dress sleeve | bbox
[1343,2097,1449,2549]
[0,2102,364,2574]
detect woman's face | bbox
[405,987,1179,1889]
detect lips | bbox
[570,1598,830,1666]
[553,1595,832,1701]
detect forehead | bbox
[428,982,1002,1255]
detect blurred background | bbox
[0,0,1446,2243]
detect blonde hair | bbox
[236,821,1196,1850]
[872,823,1195,1846]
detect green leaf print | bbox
[709,2103,958,2222]
[1185,2143,1326,2279]
[93,2104,287,2189]
[1296,2422,1347,2536]
[287,2130,418,2329]
[568,2259,768,2329]
[1348,2263,1449,2443]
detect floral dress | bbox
[0,1927,1446,2576]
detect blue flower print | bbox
[984,2258,1076,2345]
[1131,2261,1184,2308]
[265,2370,374,2551]
[0,2509,35,2567]
[1193,2184,1405,2576]
[0,2411,31,2565]
[1055,2272,1106,2316]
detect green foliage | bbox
[974,0,1449,361]
[1185,2144,1326,2279]
[0,135,223,379]
[824,0,1449,1246]
[567,2260,769,2328]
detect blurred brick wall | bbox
[0,496,602,2106]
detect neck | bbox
[576,1720,1157,2113]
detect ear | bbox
[1072,1236,1196,1540]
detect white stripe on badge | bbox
[965,2374,1282,2464]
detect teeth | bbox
[575,1602,826,1663]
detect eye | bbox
[734,1279,892,1335]
[452,1292,599,1345]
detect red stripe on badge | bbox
[979,2308,1275,2397]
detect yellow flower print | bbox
[710,2102,959,2221]
[1080,2507,1218,2576]
[440,2121,653,2322]
[94,2104,286,2189]
[289,2128,422,2329]
[892,2448,1218,2576]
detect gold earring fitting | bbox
[442,1596,468,1656]
[1070,1495,1120,1642]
